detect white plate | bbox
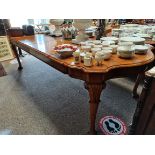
[117,46,135,52]
[120,37,145,44]
[133,33,151,39]
[134,45,148,51]
[102,40,115,45]
[100,37,119,42]
[121,24,139,27]
[134,45,148,54]
[92,40,101,45]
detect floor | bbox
[0,53,142,135]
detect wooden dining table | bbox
[10,34,154,134]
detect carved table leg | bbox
[132,73,145,99]
[85,82,106,134]
[11,44,23,70]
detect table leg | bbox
[18,47,23,57]
[11,44,23,70]
[132,73,145,99]
[85,82,106,134]
[18,47,27,57]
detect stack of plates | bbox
[134,45,149,54]
[133,33,151,40]
[100,37,119,43]
[102,40,115,45]
[120,24,139,28]
[117,46,135,58]
[119,37,145,45]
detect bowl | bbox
[134,45,148,54]
[54,44,77,58]
[118,41,134,46]
[101,50,112,60]
[100,37,119,43]
[95,50,112,62]
[117,46,135,58]
[102,42,111,47]
[119,37,145,45]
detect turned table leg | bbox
[85,82,106,134]
[11,44,23,70]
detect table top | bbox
[10,34,154,74]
